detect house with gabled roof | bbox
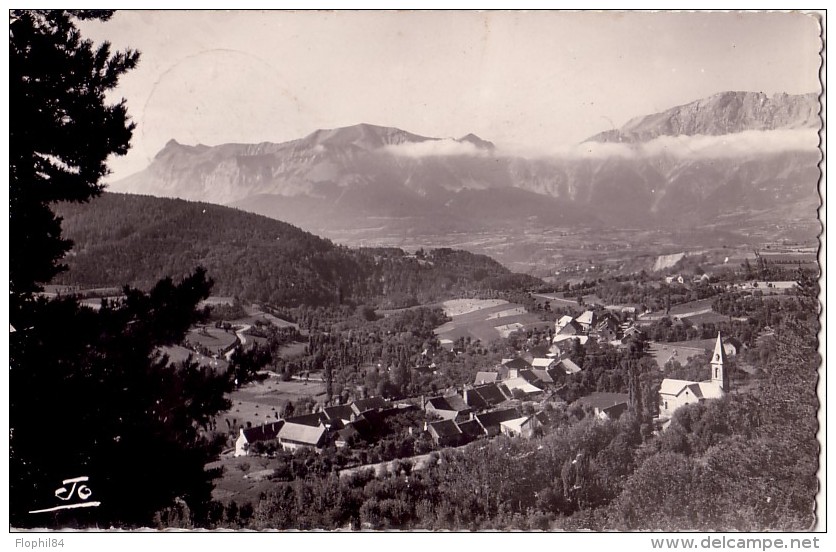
[553,320,586,346]
[473,371,500,385]
[552,336,589,356]
[457,419,485,442]
[504,376,544,398]
[323,404,354,426]
[557,358,582,375]
[351,396,393,416]
[336,410,386,448]
[530,357,557,370]
[463,383,511,409]
[499,414,542,439]
[474,408,522,436]
[621,325,644,343]
[531,368,555,385]
[723,336,742,356]
[427,419,463,447]
[555,315,575,332]
[557,319,583,336]
[285,412,328,427]
[500,357,531,378]
[574,392,630,420]
[235,420,285,457]
[520,368,554,387]
[593,314,620,342]
[518,368,541,385]
[425,393,472,422]
[575,310,598,333]
[278,421,328,451]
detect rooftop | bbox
[428,419,462,438]
[476,407,521,428]
[473,371,500,385]
[323,404,354,421]
[279,422,326,445]
[285,412,327,427]
[574,392,629,411]
[242,420,284,442]
[426,394,470,412]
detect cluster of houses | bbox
[231,312,618,459]
[234,378,561,457]
[234,357,580,457]
[233,323,731,461]
[421,347,624,446]
[422,376,554,447]
[234,396,405,456]
[425,408,549,447]
[552,309,642,351]
[665,273,711,285]
[423,387,633,446]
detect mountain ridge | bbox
[586,91,819,143]
[111,91,820,242]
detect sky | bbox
[77,10,823,181]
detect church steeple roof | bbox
[712,332,727,366]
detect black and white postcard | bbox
[7,8,825,540]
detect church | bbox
[658,332,729,421]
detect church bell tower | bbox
[711,332,730,393]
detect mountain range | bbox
[111,91,821,248]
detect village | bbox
[194,259,792,506]
[44,242,805,513]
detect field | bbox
[532,292,604,310]
[648,341,707,370]
[440,298,508,317]
[218,374,326,431]
[685,311,735,324]
[228,303,300,330]
[665,298,716,316]
[435,299,548,346]
[638,298,729,325]
[187,326,238,355]
[667,338,729,355]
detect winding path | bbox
[224,324,252,361]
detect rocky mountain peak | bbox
[587,91,819,143]
[458,133,496,150]
[302,123,433,150]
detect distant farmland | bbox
[760,251,818,266]
[638,297,730,325]
[435,299,548,346]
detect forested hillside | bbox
[54,193,542,307]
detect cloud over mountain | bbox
[383,138,488,158]
[551,128,819,160]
